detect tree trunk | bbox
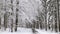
[4,13,7,30]
[11,19,13,32]
[57,0,59,32]
[0,17,1,29]
[15,8,18,32]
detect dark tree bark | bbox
[44,0,47,31]
[57,0,59,32]
[15,0,19,32]
[4,13,8,30]
[0,18,1,29]
[11,19,13,32]
[15,8,18,32]
[59,0,60,32]
[32,20,36,33]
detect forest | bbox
[0,0,60,33]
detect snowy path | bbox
[0,27,59,34]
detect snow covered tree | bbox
[46,0,59,32]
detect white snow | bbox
[0,27,58,34]
[35,29,58,34]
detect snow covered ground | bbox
[0,27,59,34]
[35,29,58,34]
